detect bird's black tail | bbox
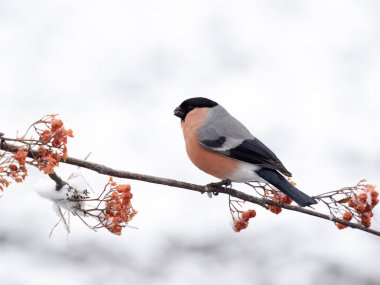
[256,168,317,207]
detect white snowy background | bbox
[1,1,380,284]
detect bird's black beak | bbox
[174,107,185,119]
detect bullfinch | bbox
[174,97,317,207]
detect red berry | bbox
[336,223,347,230]
[9,164,18,171]
[358,193,367,203]
[356,204,367,213]
[348,199,357,208]
[269,205,282,214]
[371,191,379,199]
[233,220,248,232]
[281,196,293,204]
[342,211,353,221]
[361,216,371,228]
[242,209,256,221]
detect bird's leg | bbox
[205,179,232,197]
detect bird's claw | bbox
[204,179,232,197]
[207,179,232,188]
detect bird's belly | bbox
[185,133,260,181]
[185,136,236,179]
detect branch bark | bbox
[48,172,67,190]
[1,141,380,237]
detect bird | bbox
[173,97,317,207]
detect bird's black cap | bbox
[174,97,218,120]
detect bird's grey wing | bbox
[197,105,254,143]
[198,108,292,176]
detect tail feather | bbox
[256,168,317,207]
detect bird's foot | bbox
[204,179,232,197]
[208,179,232,188]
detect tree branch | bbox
[48,172,67,190]
[66,156,380,236]
[1,141,380,236]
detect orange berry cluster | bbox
[267,192,293,215]
[0,147,28,191]
[233,209,256,232]
[36,146,62,174]
[336,183,378,230]
[0,115,73,189]
[103,179,137,235]
[34,115,73,174]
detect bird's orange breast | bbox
[181,108,239,180]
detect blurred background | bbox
[1,1,380,284]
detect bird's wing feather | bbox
[229,139,291,176]
[201,137,292,176]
